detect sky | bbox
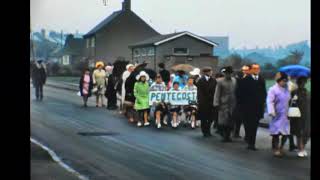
[30,0,310,49]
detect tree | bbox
[49,62,60,75]
[277,50,304,68]
[261,63,277,79]
[263,63,276,72]
[221,54,243,70]
[221,54,252,71]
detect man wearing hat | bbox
[197,67,217,137]
[241,63,267,150]
[214,66,237,142]
[31,60,47,101]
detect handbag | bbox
[288,95,301,118]
[92,87,98,93]
[77,91,81,96]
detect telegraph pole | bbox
[102,0,108,6]
[30,17,35,61]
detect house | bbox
[205,36,229,58]
[83,0,160,66]
[129,31,219,71]
[60,34,86,66]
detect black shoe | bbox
[221,138,232,143]
[203,134,210,138]
[247,146,258,151]
[289,145,298,152]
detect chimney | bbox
[122,0,131,11]
[41,29,46,39]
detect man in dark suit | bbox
[233,65,250,138]
[197,67,217,137]
[158,63,170,86]
[31,60,47,101]
[241,64,267,150]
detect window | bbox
[147,48,155,56]
[62,55,70,65]
[141,48,147,56]
[134,49,140,57]
[200,53,210,56]
[91,37,95,47]
[86,39,90,48]
[173,48,189,55]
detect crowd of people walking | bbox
[76,61,311,157]
[31,59,310,158]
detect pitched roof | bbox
[129,31,218,48]
[129,32,182,47]
[62,37,85,56]
[84,10,122,38]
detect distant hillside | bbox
[229,40,310,65]
[244,52,277,65]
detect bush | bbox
[58,65,72,76]
[49,62,60,75]
[260,70,276,79]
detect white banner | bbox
[149,90,197,105]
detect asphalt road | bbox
[30,85,310,180]
[31,142,81,180]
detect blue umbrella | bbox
[279,65,310,77]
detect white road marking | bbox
[30,137,89,180]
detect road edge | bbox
[30,137,89,180]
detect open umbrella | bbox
[171,64,194,72]
[279,65,310,77]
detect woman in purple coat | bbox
[267,72,291,157]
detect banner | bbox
[149,90,197,105]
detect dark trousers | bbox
[201,118,213,136]
[222,125,232,140]
[289,135,296,148]
[234,118,242,136]
[243,117,259,147]
[107,91,117,108]
[35,84,43,100]
[233,106,243,136]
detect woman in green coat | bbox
[134,71,150,127]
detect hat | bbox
[105,65,113,72]
[95,61,104,68]
[136,71,150,81]
[126,64,134,70]
[275,72,288,82]
[221,66,233,74]
[190,68,201,76]
[202,66,212,73]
